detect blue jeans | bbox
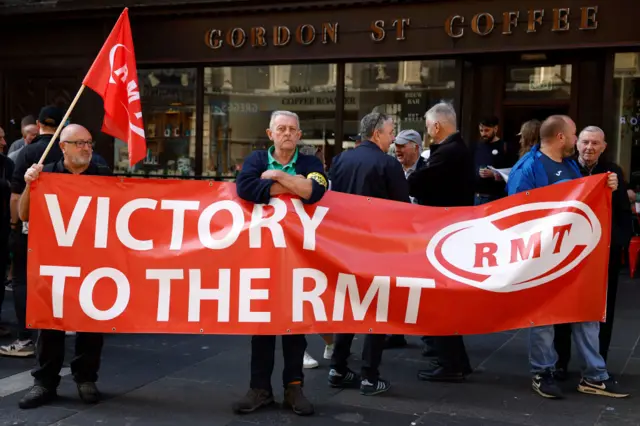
[529,323,608,381]
[474,194,499,206]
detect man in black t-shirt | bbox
[474,116,512,205]
[17,124,111,410]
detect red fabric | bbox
[26,174,612,335]
[628,237,640,278]
[82,8,146,166]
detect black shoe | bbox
[421,346,437,357]
[328,368,359,388]
[77,382,100,404]
[360,378,391,396]
[531,373,564,399]
[232,389,274,414]
[417,365,464,382]
[554,367,569,382]
[577,377,630,398]
[384,335,407,349]
[18,385,57,409]
[283,383,314,416]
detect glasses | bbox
[63,140,95,149]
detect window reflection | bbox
[203,64,337,177]
[613,53,640,185]
[114,68,197,176]
[504,65,572,101]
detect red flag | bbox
[83,8,146,166]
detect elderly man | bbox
[234,110,327,417]
[7,116,36,157]
[407,103,475,383]
[8,122,38,162]
[327,112,409,396]
[553,126,633,379]
[17,124,111,410]
[508,116,629,400]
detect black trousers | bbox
[431,335,471,372]
[32,330,103,389]
[330,333,386,381]
[10,230,30,340]
[250,334,306,392]
[554,245,622,368]
[0,223,9,319]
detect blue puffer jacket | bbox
[506,144,581,195]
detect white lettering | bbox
[249,198,287,249]
[188,269,230,322]
[239,268,271,323]
[198,200,244,249]
[115,198,157,251]
[113,64,129,83]
[79,268,130,321]
[147,269,184,321]
[292,268,328,322]
[45,194,91,247]
[41,265,81,318]
[95,197,110,248]
[127,80,140,104]
[291,199,329,251]
[160,200,200,250]
[395,277,435,324]
[332,274,390,322]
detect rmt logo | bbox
[426,201,602,293]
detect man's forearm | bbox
[270,182,291,195]
[276,175,313,200]
[18,186,31,222]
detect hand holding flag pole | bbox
[37,8,146,167]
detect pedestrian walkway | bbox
[0,275,638,425]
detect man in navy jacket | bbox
[233,110,327,417]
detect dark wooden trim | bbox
[601,50,615,148]
[332,62,345,162]
[503,99,572,107]
[569,58,580,121]
[454,59,463,130]
[195,66,205,176]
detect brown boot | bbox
[283,383,314,416]
[232,389,274,414]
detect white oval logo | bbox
[426,201,601,293]
[492,149,499,155]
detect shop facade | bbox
[1,0,639,182]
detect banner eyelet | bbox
[200,328,204,333]
[111,327,116,331]
[525,191,530,196]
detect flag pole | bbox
[37,84,87,165]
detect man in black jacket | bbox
[328,111,410,396]
[408,102,475,382]
[234,110,327,417]
[0,106,65,358]
[0,126,13,338]
[553,126,634,378]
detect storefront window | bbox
[504,64,572,101]
[613,53,640,185]
[343,60,457,151]
[203,64,337,178]
[114,68,197,176]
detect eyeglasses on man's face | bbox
[63,140,95,149]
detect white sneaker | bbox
[0,339,35,357]
[65,331,76,336]
[303,352,319,369]
[323,344,334,360]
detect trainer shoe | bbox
[77,382,100,404]
[328,368,359,388]
[0,339,35,357]
[283,383,314,416]
[303,352,319,369]
[360,378,391,396]
[19,386,57,409]
[532,373,564,399]
[578,377,630,398]
[323,344,334,360]
[232,388,274,414]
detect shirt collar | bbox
[268,145,298,167]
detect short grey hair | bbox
[424,102,457,128]
[269,110,300,130]
[360,112,392,140]
[579,125,606,141]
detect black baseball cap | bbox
[38,106,64,128]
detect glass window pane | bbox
[504,65,572,101]
[203,64,337,178]
[114,68,197,176]
[613,53,640,184]
[344,60,457,151]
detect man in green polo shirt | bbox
[267,144,298,175]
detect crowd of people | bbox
[0,102,633,416]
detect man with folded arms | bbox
[233,110,328,416]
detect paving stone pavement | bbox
[0,275,639,426]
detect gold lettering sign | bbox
[202,6,600,49]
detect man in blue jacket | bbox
[233,110,327,417]
[507,115,628,400]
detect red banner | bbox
[27,174,611,336]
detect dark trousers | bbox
[431,335,471,372]
[0,224,8,319]
[10,231,30,340]
[554,245,622,368]
[32,329,103,389]
[250,334,306,392]
[330,333,386,381]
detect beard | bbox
[563,145,576,158]
[481,132,495,142]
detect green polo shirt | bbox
[267,146,298,176]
